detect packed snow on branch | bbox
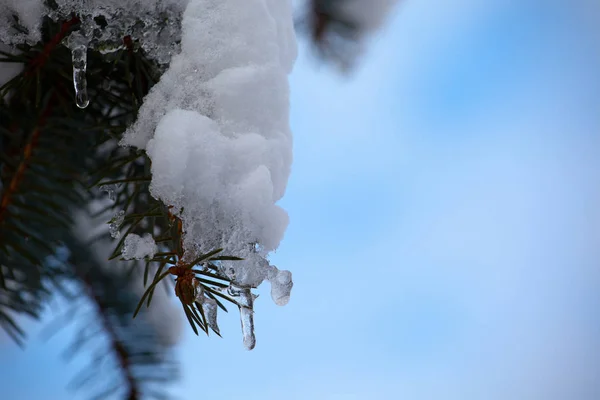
[0,0,297,349]
[122,233,158,260]
[121,0,297,349]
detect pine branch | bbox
[82,274,142,400]
[62,233,179,400]
[296,0,361,69]
[0,92,54,225]
[26,16,80,76]
[0,8,248,391]
[1,15,187,397]
[0,13,152,341]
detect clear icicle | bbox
[71,44,89,108]
[65,29,91,109]
[109,210,125,239]
[228,284,257,350]
[240,305,255,350]
[202,297,220,336]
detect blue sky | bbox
[2,0,600,399]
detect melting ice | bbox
[201,297,220,335]
[268,266,293,306]
[99,184,118,202]
[108,210,125,239]
[228,284,257,350]
[66,31,90,109]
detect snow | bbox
[122,233,158,260]
[145,109,289,264]
[128,1,297,347]
[0,0,44,45]
[1,0,297,349]
[123,0,297,290]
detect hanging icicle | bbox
[228,283,258,350]
[71,44,89,108]
[65,30,90,109]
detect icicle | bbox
[228,283,257,350]
[109,210,125,239]
[65,30,91,109]
[202,297,220,336]
[71,44,89,108]
[268,267,293,306]
[240,304,255,350]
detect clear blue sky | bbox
[2,0,600,399]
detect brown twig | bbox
[123,35,134,54]
[82,276,140,400]
[26,16,80,76]
[0,98,55,224]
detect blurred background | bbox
[2,0,600,398]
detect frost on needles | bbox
[120,0,297,349]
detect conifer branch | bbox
[26,16,80,76]
[82,275,141,400]
[0,94,54,226]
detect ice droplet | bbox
[71,44,89,109]
[99,184,117,202]
[202,297,220,336]
[269,268,293,306]
[109,210,125,239]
